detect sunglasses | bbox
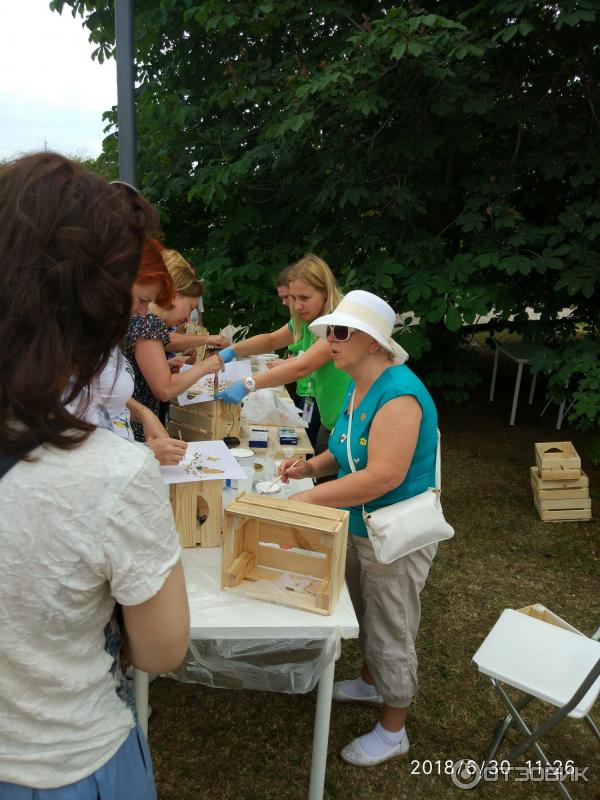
[326,325,356,342]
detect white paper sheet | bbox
[160,440,246,485]
[177,359,253,406]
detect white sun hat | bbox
[309,290,409,363]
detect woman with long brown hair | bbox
[0,153,189,799]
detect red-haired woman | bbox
[0,152,189,799]
[122,239,223,441]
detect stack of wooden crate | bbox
[531,441,591,522]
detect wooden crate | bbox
[529,466,588,491]
[170,478,223,547]
[517,604,583,635]
[168,399,240,442]
[221,493,349,615]
[534,441,581,480]
[533,497,592,522]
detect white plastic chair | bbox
[472,607,600,799]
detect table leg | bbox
[308,656,336,800]
[556,399,566,430]
[133,669,150,738]
[528,370,537,405]
[510,363,524,426]
[489,346,500,401]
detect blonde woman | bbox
[216,255,351,453]
[156,249,228,358]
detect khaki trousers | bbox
[345,534,437,708]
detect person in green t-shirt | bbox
[215,254,350,456]
[272,264,322,445]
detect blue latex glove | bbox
[215,380,248,404]
[219,346,236,364]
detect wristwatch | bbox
[243,376,257,393]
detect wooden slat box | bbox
[221,493,349,615]
[534,441,581,480]
[531,466,592,522]
[170,479,223,548]
[168,399,240,442]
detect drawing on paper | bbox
[177,360,253,407]
[186,375,237,401]
[183,450,225,477]
[160,440,246,485]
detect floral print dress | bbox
[122,312,171,441]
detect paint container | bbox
[229,447,255,490]
[255,481,281,495]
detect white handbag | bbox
[346,391,454,563]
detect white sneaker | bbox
[332,679,384,706]
[341,730,410,767]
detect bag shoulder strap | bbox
[346,390,442,490]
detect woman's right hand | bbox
[148,437,188,466]
[278,458,313,483]
[266,358,283,369]
[201,353,224,375]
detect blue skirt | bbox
[0,725,156,800]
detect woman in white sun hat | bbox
[278,289,439,767]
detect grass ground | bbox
[148,349,600,800]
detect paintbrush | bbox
[260,459,302,494]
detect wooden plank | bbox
[195,479,223,547]
[530,466,589,490]
[538,466,582,481]
[227,492,347,524]
[531,480,589,501]
[315,578,331,612]
[170,482,199,548]
[536,496,591,511]
[250,519,330,552]
[534,497,592,522]
[169,404,214,429]
[535,441,581,472]
[223,550,255,587]
[256,543,328,579]
[167,421,211,442]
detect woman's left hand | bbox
[168,357,186,373]
[208,334,229,348]
[215,380,248,404]
[183,348,197,365]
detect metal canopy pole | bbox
[114,0,137,186]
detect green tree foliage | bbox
[52,0,600,450]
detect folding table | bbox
[489,342,554,425]
[134,481,358,800]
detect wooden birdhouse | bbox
[170,478,223,548]
[221,493,349,615]
[168,398,241,443]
